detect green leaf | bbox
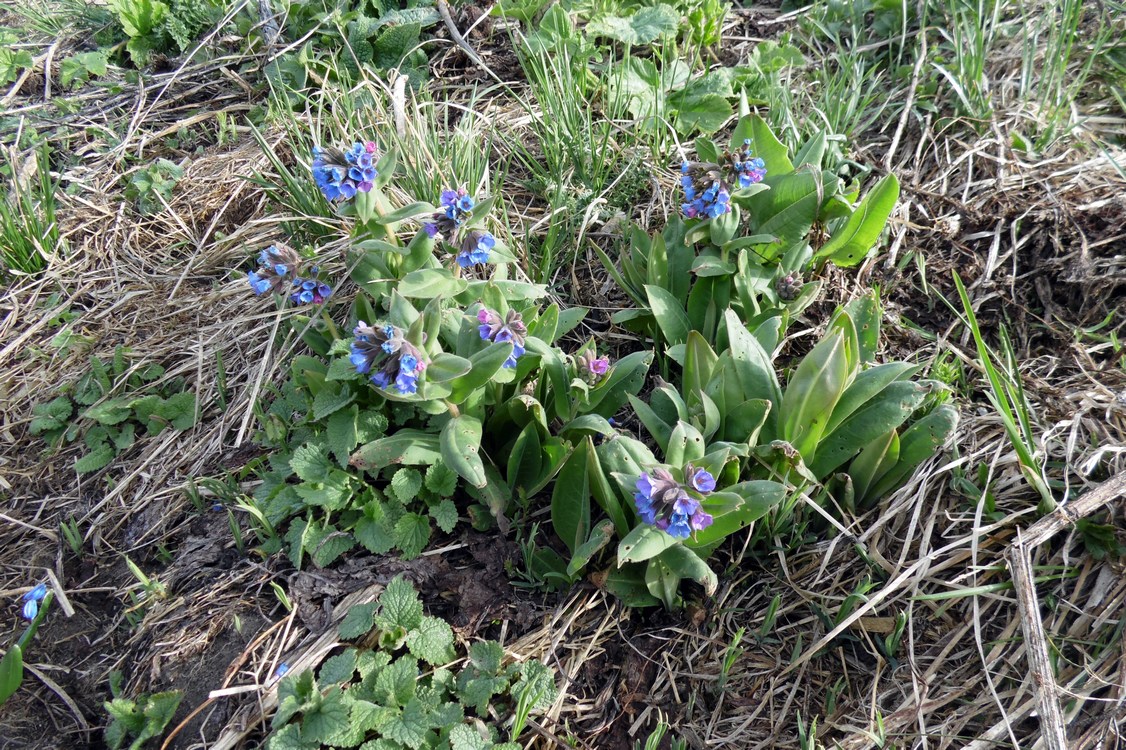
[868,405,959,500]
[378,576,424,631]
[617,523,678,564]
[815,173,899,267]
[779,329,850,460]
[566,519,615,577]
[675,93,733,134]
[291,444,332,482]
[440,415,486,488]
[355,502,396,554]
[430,499,458,534]
[156,391,196,431]
[382,698,431,749]
[391,467,423,503]
[645,284,692,345]
[319,650,358,685]
[468,640,504,674]
[601,565,660,607]
[326,406,360,466]
[339,603,378,639]
[447,343,513,404]
[372,22,422,69]
[75,443,115,474]
[406,616,455,666]
[313,383,355,420]
[449,724,491,750]
[424,463,457,497]
[0,643,23,705]
[394,512,431,560]
[300,691,350,744]
[426,353,472,383]
[266,723,318,750]
[306,524,355,568]
[29,396,73,435]
[110,0,168,37]
[84,399,133,426]
[809,381,929,478]
[374,655,419,706]
[351,431,442,471]
[397,268,469,298]
[656,545,717,596]
[731,113,793,174]
[551,437,592,554]
[586,4,679,44]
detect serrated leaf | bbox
[394,512,431,560]
[157,391,197,430]
[266,723,318,750]
[300,691,350,744]
[449,724,491,750]
[406,616,455,666]
[390,467,423,503]
[291,444,332,482]
[327,405,360,466]
[586,4,679,44]
[355,502,396,554]
[382,697,431,749]
[373,655,419,706]
[313,383,356,420]
[319,649,358,684]
[424,463,457,497]
[430,499,458,534]
[75,443,115,474]
[339,603,378,639]
[306,524,355,568]
[468,641,504,674]
[377,576,423,631]
[84,399,133,426]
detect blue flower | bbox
[475,307,527,368]
[351,322,428,395]
[688,467,716,493]
[311,142,378,203]
[456,230,494,268]
[632,466,716,539]
[21,583,47,621]
[247,245,330,305]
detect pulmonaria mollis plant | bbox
[634,466,714,538]
[476,307,526,368]
[424,187,496,269]
[574,350,610,385]
[680,138,767,219]
[311,141,378,201]
[248,244,332,305]
[350,322,428,395]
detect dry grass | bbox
[1,5,1125,750]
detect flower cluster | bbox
[728,138,767,188]
[21,583,47,621]
[680,161,731,219]
[633,466,715,539]
[679,143,767,219]
[575,351,611,385]
[350,322,428,395]
[477,307,527,369]
[311,142,378,202]
[423,188,495,268]
[776,272,803,301]
[247,245,332,305]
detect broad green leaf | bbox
[686,480,786,550]
[868,405,959,500]
[675,93,733,134]
[779,329,850,460]
[394,512,431,559]
[730,113,793,174]
[665,421,705,467]
[430,499,458,533]
[808,381,929,479]
[815,173,900,267]
[75,443,115,474]
[339,603,378,639]
[823,362,919,435]
[656,545,717,596]
[377,577,423,631]
[617,524,678,564]
[0,643,22,705]
[849,430,899,503]
[423,353,471,383]
[753,168,822,244]
[397,268,468,298]
[447,342,513,404]
[583,350,653,418]
[600,564,660,607]
[406,616,455,666]
[440,415,486,488]
[351,431,441,471]
[586,4,679,45]
[550,437,592,554]
[645,285,692,345]
[628,394,673,452]
[566,520,615,577]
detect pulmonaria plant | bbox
[311,142,378,202]
[634,466,715,539]
[424,187,496,268]
[350,322,428,395]
[680,139,767,219]
[248,245,332,305]
[575,351,611,385]
[477,307,527,368]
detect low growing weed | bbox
[267,576,555,750]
